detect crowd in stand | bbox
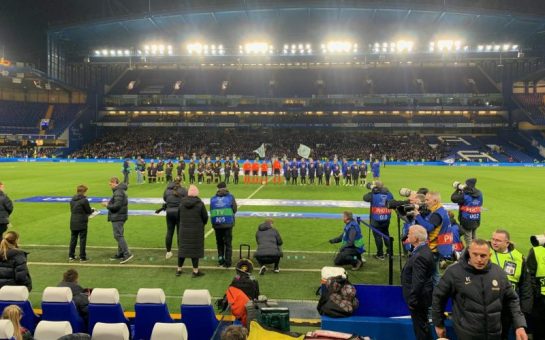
[69,129,448,161]
[0,147,57,158]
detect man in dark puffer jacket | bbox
[432,239,527,340]
[101,177,133,264]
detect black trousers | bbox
[234,175,239,184]
[0,224,7,238]
[334,247,361,266]
[165,213,179,252]
[410,307,432,340]
[372,221,391,256]
[225,174,230,184]
[69,229,87,258]
[178,257,199,268]
[255,255,280,269]
[215,228,233,266]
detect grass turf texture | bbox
[2,162,544,313]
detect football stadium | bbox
[1,1,545,339]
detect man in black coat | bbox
[101,177,133,264]
[401,224,435,340]
[432,239,528,340]
[0,181,14,237]
[69,185,95,262]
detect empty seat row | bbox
[0,320,186,340]
[0,286,216,340]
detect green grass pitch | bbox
[1,162,544,313]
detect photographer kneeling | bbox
[450,178,483,246]
[329,211,365,271]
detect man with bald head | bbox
[401,225,434,340]
[432,239,528,340]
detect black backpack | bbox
[317,275,359,317]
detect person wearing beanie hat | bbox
[177,184,208,277]
[451,177,483,246]
[210,182,238,268]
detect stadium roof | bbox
[40,0,545,51]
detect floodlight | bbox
[110,50,116,56]
[486,45,492,51]
[396,40,414,53]
[322,41,354,53]
[94,50,101,56]
[494,45,501,51]
[502,44,510,51]
[124,50,130,56]
[187,43,203,55]
[117,50,123,56]
[512,45,519,50]
[477,45,484,51]
[241,42,272,55]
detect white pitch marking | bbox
[24,244,336,254]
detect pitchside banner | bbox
[16,196,462,210]
[1,157,544,167]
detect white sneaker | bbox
[165,251,173,259]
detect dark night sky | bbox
[0,0,48,68]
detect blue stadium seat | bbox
[0,286,40,333]
[41,287,86,333]
[134,288,174,340]
[92,322,129,340]
[0,319,14,340]
[88,288,131,337]
[34,320,73,340]
[180,289,219,340]
[150,322,188,340]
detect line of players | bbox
[129,156,382,186]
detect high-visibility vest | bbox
[490,248,524,290]
[533,246,545,296]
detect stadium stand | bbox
[109,66,499,97]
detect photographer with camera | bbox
[527,233,545,338]
[451,178,483,245]
[413,191,452,285]
[363,181,394,260]
[392,190,428,255]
